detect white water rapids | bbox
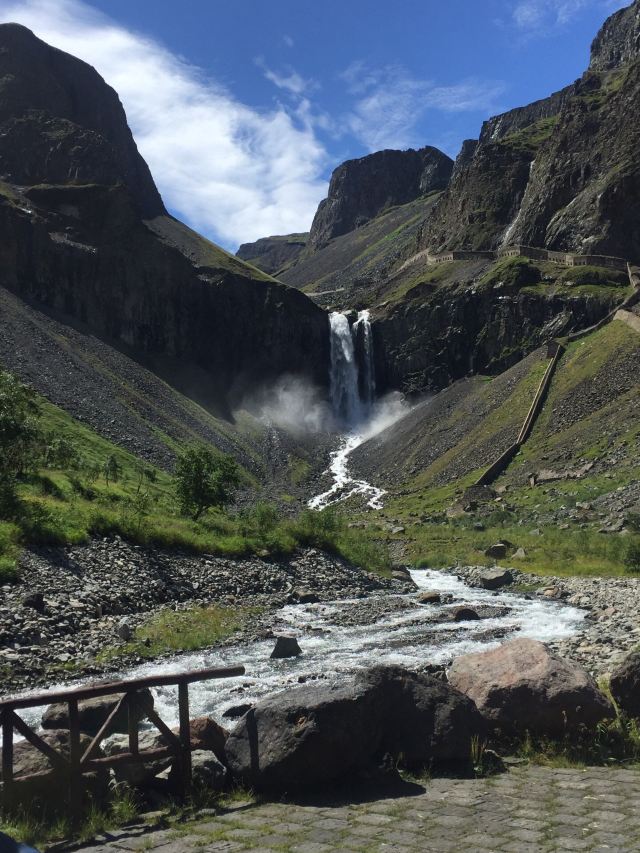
[18,569,584,733]
[308,433,386,510]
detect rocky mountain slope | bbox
[0,23,329,417]
[240,1,640,396]
[307,146,453,250]
[236,233,308,276]
[422,0,640,256]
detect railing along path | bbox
[0,664,244,818]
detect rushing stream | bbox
[17,569,583,733]
[308,433,386,510]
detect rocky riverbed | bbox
[449,565,640,675]
[1,537,638,699]
[0,537,411,692]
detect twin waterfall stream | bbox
[309,310,386,511]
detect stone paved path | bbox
[78,765,640,853]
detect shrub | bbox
[0,371,42,515]
[174,446,241,520]
[624,539,640,573]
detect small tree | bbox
[174,446,240,520]
[0,371,42,514]
[104,454,122,487]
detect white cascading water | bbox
[328,311,362,428]
[309,309,387,511]
[352,309,376,409]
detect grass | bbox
[405,519,630,576]
[0,788,142,849]
[499,116,560,154]
[97,603,261,663]
[0,385,390,578]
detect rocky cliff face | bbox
[308,146,453,250]
[422,0,640,259]
[0,24,329,409]
[589,0,640,71]
[236,233,308,275]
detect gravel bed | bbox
[448,565,640,676]
[0,537,411,693]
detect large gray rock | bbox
[475,568,513,590]
[609,651,640,719]
[42,688,154,735]
[169,750,228,793]
[225,665,483,792]
[102,731,170,786]
[270,635,302,659]
[448,638,614,735]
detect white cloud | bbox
[0,0,330,249]
[509,0,628,33]
[255,56,316,96]
[282,34,294,49]
[341,63,506,151]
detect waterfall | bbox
[328,309,376,428]
[353,309,376,410]
[329,312,362,427]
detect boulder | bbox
[417,591,441,605]
[117,618,133,641]
[448,638,614,735]
[42,688,154,735]
[22,592,45,613]
[295,590,320,604]
[177,716,229,763]
[452,607,480,622]
[484,542,508,559]
[169,750,228,793]
[0,729,108,810]
[270,635,302,659]
[609,651,640,718]
[475,569,513,590]
[225,665,483,792]
[223,703,253,719]
[102,731,170,786]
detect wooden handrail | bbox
[0,664,245,821]
[0,664,245,711]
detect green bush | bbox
[174,446,241,520]
[0,371,43,515]
[624,538,640,573]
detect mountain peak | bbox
[308,146,453,250]
[0,22,164,217]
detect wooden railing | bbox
[0,664,244,819]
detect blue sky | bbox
[0,0,629,249]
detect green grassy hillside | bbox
[350,319,640,576]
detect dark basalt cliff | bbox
[590,0,640,71]
[422,0,640,258]
[308,146,453,250]
[236,233,308,275]
[0,24,329,412]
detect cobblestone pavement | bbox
[77,765,640,853]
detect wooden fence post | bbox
[178,683,192,798]
[127,691,139,756]
[1,709,13,812]
[68,698,82,823]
